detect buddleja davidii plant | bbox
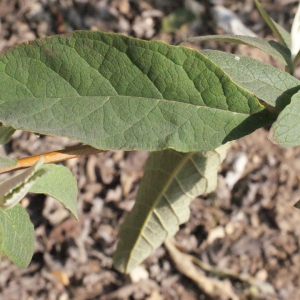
[0,0,298,272]
[113,1,300,273]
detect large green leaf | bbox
[0,31,275,152]
[255,0,291,49]
[114,143,229,273]
[270,90,300,146]
[183,34,293,71]
[0,204,34,268]
[29,164,78,219]
[202,50,300,110]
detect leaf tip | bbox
[294,199,300,209]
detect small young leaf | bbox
[0,154,18,169]
[270,90,300,146]
[182,34,293,71]
[29,164,78,219]
[0,157,47,210]
[0,204,34,268]
[0,125,15,145]
[0,31,276,152]
[255,0,291,48]
[202,50,300,110]
[113,143,229,273]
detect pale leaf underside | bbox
[114,143,229,273]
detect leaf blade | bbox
[202,49,300,110]
[29,164,78,219]
[0,204,34,268]
[270,90,300,146]
[113,144,229,273]
[0,31,275,152]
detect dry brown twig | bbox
[164,237,276,299]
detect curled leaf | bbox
[0,157,48,210]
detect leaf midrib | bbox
[125,151,194,268]
[0,95,259,117]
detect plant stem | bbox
[0,145,104,174]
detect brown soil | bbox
[0,0,300,299]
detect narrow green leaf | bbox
[0,154,17,169]
[0,157,48,210]
[0,220,4,259]
[202,50,300,110]
[182,34,293,71]
[0,31,275,152]
[0,125,15,145]
[270,90,300,146]
[255,0,291,48]
[0,204,34,267]
[114,143,229,273]
[29,164,78,219]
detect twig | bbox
[165,238,276,297]
[164,238,239,300]
[190,255,275,295]
[0,145,105,174]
